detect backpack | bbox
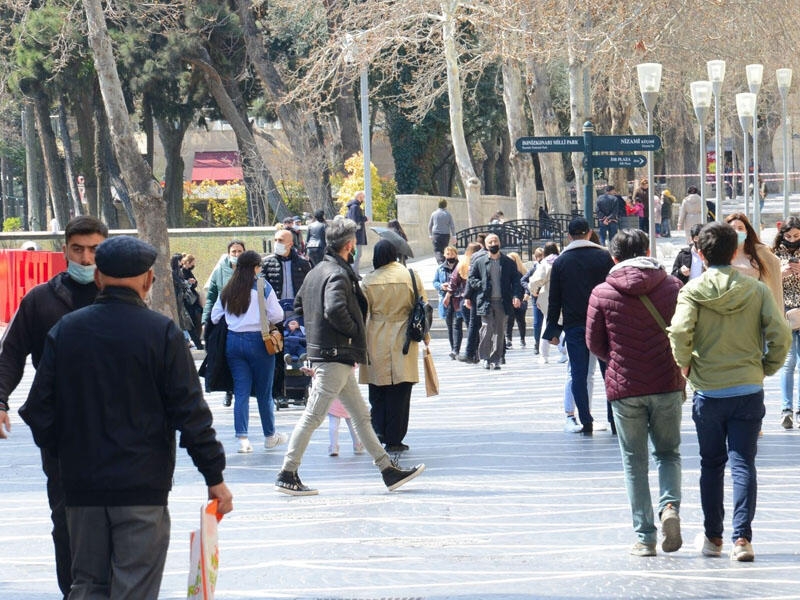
[403,268,433,354]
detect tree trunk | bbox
[59,98,83,217]
[23,100,45,231]
[527,59,570,215]
[31,87,70,229]
[236,0,336,217]
[156,116,189,228]
[567,43,589,212]
[185,49,289,224]
[501,60,537,219]
[608,88,633,197]
[71,86,98,216]
[441,0,480,227]
[93,97,119,229]
[83,0,175,318]
[142,94,154,169]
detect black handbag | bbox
[403,268,433,354]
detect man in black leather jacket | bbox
[274,218,424,496]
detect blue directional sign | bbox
[515,136,584,153]
[592,154,647,168]
[593,135,661,152]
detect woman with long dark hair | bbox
[359,240,426,452]
[211,250,286,453]
[725,212,782,310]
[773,216,800,429]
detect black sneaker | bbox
[456,353,473,363]
[275,470,319,496]
[223,391,233,407]
[382,462,425,491]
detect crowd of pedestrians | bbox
[5,197,800,597]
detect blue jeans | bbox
[532,305,543,349]
[226,331,276,438]
[599,222,618,246]
[692,390,764,543]
[612,392,683,544]
[564,327,593,427]
[780,331,800,411]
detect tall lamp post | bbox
[343,33,373,220]
[707,60,726,222]
[637,62,662,257]
[777,68,793,220]
[690,81,713,219]
[746,64,763,229]
[736,93,756,223]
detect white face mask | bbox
[274,242,287,256]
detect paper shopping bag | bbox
[423,343,439,397]
[187,500,223,600]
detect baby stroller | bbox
[275,298,311,410]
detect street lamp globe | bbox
[690,81,713,111]
[707,60,726,85]
[746,64,764,94]
[736,93,756,120]
[777,68,793,94]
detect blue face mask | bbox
[229,256,238,266]
[67,260,96,285]
[737,231,747,246]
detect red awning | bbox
[191,151,242,183]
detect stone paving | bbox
[4,334,800,599]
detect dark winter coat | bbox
[345,199,368,245]
[586,258,684,401]
[294,251,368,366]
[0,272,99,405]
[465,252,523,316]
[20,286,225,507]
[261,249,312,301]
[671,247,693,284]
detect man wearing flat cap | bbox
[544,217,614,435]
[20,235,233,599]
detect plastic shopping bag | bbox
[187,500,223,600]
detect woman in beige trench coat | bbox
[359,240,426,452]
[677,185,705,240]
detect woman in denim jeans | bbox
[773,217,800,429]
[211,250,287,453]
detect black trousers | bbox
[369,382,414,446]
[432,233,450,264]
[41,448,71,598]
[505,301,528,343]
[464,303,482,359]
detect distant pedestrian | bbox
[668,222,790,562]
[587,229,685,557]
[345,191,369,277]
[660,189,676,238]
[596,185,620,246]
[433,246,460,358]
[505,252,528,349]
[544,217,614,434]
[20,235,233,599]
[306,209,327,266]
[465,233,523,370]
[677,186,704,240]
[671,223,705,284]
[633,178,650,232]
[447,242,481,361]
[428,199,456,264]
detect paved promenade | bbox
[3,333,800,599]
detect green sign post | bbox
[515,122,662,221]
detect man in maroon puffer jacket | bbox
[586,228,685,558]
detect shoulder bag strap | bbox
[638,294,668,333]
[256,277,270,336]
[409,268,420,301]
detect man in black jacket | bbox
[465,233,523,369]
[275,218,424,496]
[545,217,614,434]
[0,215,107,597]
[345,191,368,276]
[20,235,232,599]
[262,229,311,401]
[596,185,621,246]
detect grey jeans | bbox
[66,505,170,600]
[282,361,392,472]
[478,299,506,364]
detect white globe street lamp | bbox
[691,81,713,219]
[707,60,726,222]
[746,64,763,229]
[777,68,793,220]
[637,62,662,257]
[736,93,756,222]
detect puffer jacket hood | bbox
[680,266,761,317]
[606,257,667,297]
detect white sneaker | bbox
[564,415,583,433]
[328,445,339,457]
[353,442,365,454]
[265,432,288,449]
[557,352,568,364]
[238,438,253,453]
[538,356,549,365]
